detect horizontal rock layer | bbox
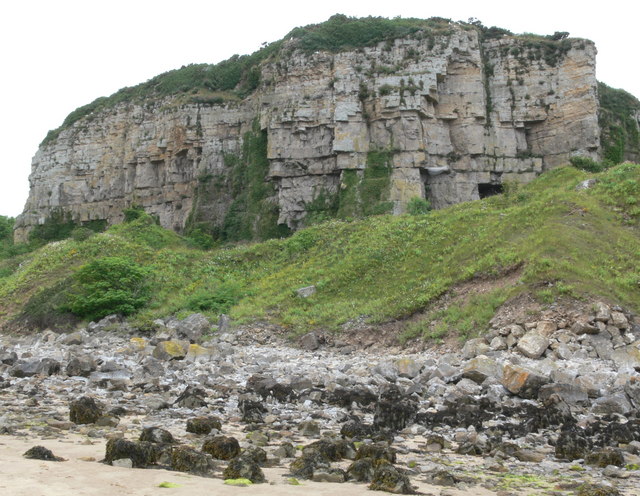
[15,25,600,241]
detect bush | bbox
[66,257,151,320]
[569,156,612,173]
[123,205,146,222]
[186,281,245,314]
[407,197,431,215]
[71,227,95,242]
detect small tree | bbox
[66,257,151,321]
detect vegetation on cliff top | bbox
[1,163,639,339]
[40,14,581,146]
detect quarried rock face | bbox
[15,23,600,241]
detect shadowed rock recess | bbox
[15,16,603,242]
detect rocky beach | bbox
[1,301,640,496]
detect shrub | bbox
[66,257,151,320]
[407,197,431,215]
[123,205,146,222]
[71,227,95,242]
[186,281,245,314]
[569,156,611,173]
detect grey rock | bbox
[462,356,501,384]
[296,286,316,298]
[516,332,550,359]
[591,393,634,415]
[538,383,589,407]
[461,338,489,359]
[502,363,550,399]
[299,332,321,351]
[65,355,97,377]
[175,313,210,343]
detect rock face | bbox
[15,21,600,242]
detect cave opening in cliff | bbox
[478,183,503,199]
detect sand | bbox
[0,433,499,496]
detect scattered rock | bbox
[69,396,103,425]
[23,446,64,462]
[202,436,241,460]
[186,416,222,435]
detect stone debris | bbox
[0,303,639,494]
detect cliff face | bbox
[14,22,600,242]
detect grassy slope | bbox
[1,165,639,339]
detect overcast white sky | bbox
[1,0,638,217]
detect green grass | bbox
[1,164,639,339]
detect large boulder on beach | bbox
[69,396,103,424]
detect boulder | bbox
[223,453,266,483]
[139,426,175,444]
[538,383,589,407]
[536,320,558,337]
[175,313,210,343]
[65,355,97,377]
[170,445,216,476]
[299,331,321,351]
[462,356,501,384]
[23,446,64,461]
[173,386,207,409]
[152,340,188,361]
[104,438,162,468]
[555,427,591,460]
[347,458,376,482]
[585,448,626,468]
[461,338,490,359]
[202,436,241,460]
[516,332,550,359]
[591,393,633,416]
[186,416,222,435]
[369,463,414,494]
[69,396,103,425]
[501,363,550,399]
[395,358,422,379]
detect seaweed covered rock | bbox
[373,387,417,432]
[238,397,266,424]
[139,426,175,444]
[170,445,216,476]
[347,457,376,482]
[289,449,331,479]
[304,439,356,461]
[585,448,626,468]
[202,436,241,460]
[576,483,622,496]
[23,446,64,461]
[312,467,347,483]
[340,419,376,440]
[555,427,591,460]
[424,468,458,486]
[355,442,396,464]
[186,416,222,435]
[104,438,161,468]
[243,446,268,465]
[223,453,266,483]
[369,462,415,494]
[69,396,103,424]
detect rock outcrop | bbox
[15,19,600,241]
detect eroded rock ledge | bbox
[15,22,599,242]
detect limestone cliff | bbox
[14,18,601,242]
